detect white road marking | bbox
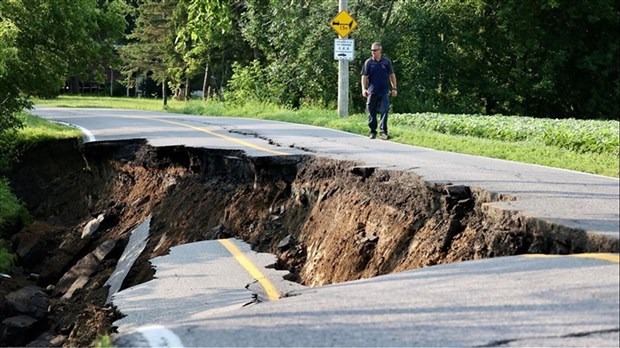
[137,325,184,348]
[52,120,96,142]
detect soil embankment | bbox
[1,138,617,346]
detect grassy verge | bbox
[34,95,188,111]
[17,112,84,141]
[34,95,620,177]
[1,112,82,171]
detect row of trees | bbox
[1,0,618,135]
[122,0,618,119]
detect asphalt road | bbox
[113,240,619,347]
[31,107,620,347]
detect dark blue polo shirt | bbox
[361,56,394,95]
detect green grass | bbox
[31,95,620,177]
[0,177,25,272]
[16,111,83,142]
[0,177,29,230]
[392,113,619,156]
[0,239,16,273]
[1,112,82,171]
[34,95,188,111]
[93,334,116,348]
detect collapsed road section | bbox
[0,138,617,347]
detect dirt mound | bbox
[1,138,617,346]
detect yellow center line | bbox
[218,239,280,301]
[523,253,619,263]
[116,114,289,156]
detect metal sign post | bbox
[338,53,349,118]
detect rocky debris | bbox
[1,286,49,346]
[277,235,293,251]
[444,184,471,200]
[24,332,67,347]
[60,276,90,301]
[211,224,232,239]
[5,286,49,319]
[81,214,105,239]
[350,165,375,179]
[36,230,92,287]
[11,221,66,271]
[53,240,116,298]
[275,235,305,282]
[1,315,39,346]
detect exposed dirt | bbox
[0,138,617,347]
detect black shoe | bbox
[369,133,376,139]
[380,132,389,140]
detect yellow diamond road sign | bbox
[329,10,358,38]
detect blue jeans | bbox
[367,93,389,134]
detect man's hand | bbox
[391,89,397,97]
[362,89,369,97]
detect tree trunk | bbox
[69,77,80,94]
[162,79,168,107]
[110,70,114,97]
[382,0,395,28]
[202,63,209,101]
[219,60,227,99]
[185,77,189,100]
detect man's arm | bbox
[390,73,397,96]
[361,75,369,97]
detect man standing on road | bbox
[361,42,397,140]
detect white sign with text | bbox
[334,38,355,61]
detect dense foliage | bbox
[0,177,29,233]
[0,176,21,273]
[0,17,30,133]
[0,0,127,133]
[0,239,16,273]
[1,1,125,257]
[2,0,618,129]
[121,0,619,119]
